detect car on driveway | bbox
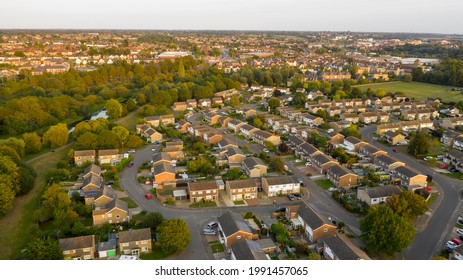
[457,228,463,235]
[287,194,295,201]
[203,229,216,235]
[275,206,286,212]
[263,148,269,153]
[392,149,397,152]
[439,164,448,169]
[451,238,461,246]
[328,187,337,192]
[305,162,312,166]
[293,193,302,200]
[206,222,218,229]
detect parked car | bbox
[106,180,114,185]
[295,159,302,163]
[424,187,432,192]
[287,194,295,201]
[293,193,302,199]
[458,219,463,225]
[144,193,153,200]
[245,153,253,157]
[305,162,312,166]
[446,241,456,251]
[128,149,136,153]
[275,206,286,212]
[459,235,463,241]
[145,181,153,185]
[439,164,448,169]
[328,187,337,192]
[392,149,397,153]
[206,222,218,229]
[154,141,160,145]
[451,238,461,246]
[448,167,458,173]
[247,138,253,142]
[263,148,269,153]
[203,229,216,235]
[128,162,134,168]
[457,228,463,235]
[426,175,433,182]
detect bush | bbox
[332,190,340,201]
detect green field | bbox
[353,82,461,103]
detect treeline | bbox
[412,58,463,87]
[0,137,37,216]
[380,44,463,60]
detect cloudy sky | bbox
[2,0,462,34]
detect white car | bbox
[305,162,312,166]
[203,229,216,235]
[295,159,302,163]
[457,228,463,235]
[128,149,136,153]
[263,148,269,153]
[328,187,337,192]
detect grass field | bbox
[120,197,138,209]
[353,81,461,103]
[314,179,336,190]
[0,147,69,259]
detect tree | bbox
[268,98,281,111]
[316,109,327,119]
[23,132,42,154]
[126,135,144,149]
[360,205,415,255]
[112,126,130,149]
[136,93,147,105]
[157,219,190,254]
[76,132,98,150]
[269,157,284,173]
[40,184,78,228]
[42,123,69,148]
[230,94,240,107]
[105,99,123,119]
[308,253,321,260]
[271,222,289,244]
[141,212,164,231]
[387,191,428,218]
[97,130,120,149]
[125,98,137,112]
[178,59,185,78]
[340,124,362,139]
[23,234,63,260]
[16,160,37,195]
[408,131,430,157]
[0,183,16,215]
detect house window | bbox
[108,214,112,218]
[122,243,129,247]
[116,215,121,219]
[323,228,328,233]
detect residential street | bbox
[361,126,463,259]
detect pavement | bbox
[361,126,463,259]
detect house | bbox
[212,97,223,105]
[152,152,172,166]
[357,185,402,206]
[285,204,336,243]
[288,135,305,148]
[59,235,95,260]
[358,144,387,161]
[96,239,117,258]
[118,228,152,256]
[376,123,401,135]
[261,176,301,197]
[359,112,379,124]
[203,131,223,145]
[153,163,176,185]
[326,165,358,189]
[441,117,463,129]
[92,199,129,226]
[242,109,257,119]
[299,114,323,126]
[198,98,212,108]
[93,186,116,207]
[217,211,258,248]
[176,119,190,133]
[228,119,245,133]
[172,102,188,111]
[139,126,162,143]
[444,149,463,173]
[374,154,405,171]
[340,113,359,124]
[453,136,463,151]
[204,112,221,125]
[296,142,322,160]
[239,124,260,138]
[81,174,103,192]
[440,130,462,147]
[82,164,101,179]
[74,150,96,166]
[343,136,368,152]
[162,146,184,160]
[383,131,406,146]
[331,121,351,132]
[188,181,219,203]
[242,157,268,178]
[225,179,257,201]
[144,114,175,127]
[98,149,120,165]
[186,99,198,108]
[218,138,238,150]
[226,147,246,164]
[393,166,428,188]
[312,154,339,174]
[230,240,267,260]
[318,235,371,260]
[253,130,281,145]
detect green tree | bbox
[0,183,16,215]
[125,98,137,112]
[230,94,240,107]
[308,253,321,260]
[42,123,69,148]
[23,234,63,260]
[157,219,190,254]
[178,59,185,78]
[386,191,428,218]
[269,157,284,173]
[105,99,123,119]
[112,126,130,149]
[16,160,37,195]
[360,205,415,255]
[316,109,327,119]
[408,131,430,157]
[340,124,362,139]
[126,135,144,149]
[268,98,281,111]
[137,94,147,105]
[23,132,42,154]
[97,130,120,149]
[76,132,98,150]
[14,50,26,57]
[40,184,78,228]
[141,212,165,231]
[271,222,289,244]
[0,137,26,159]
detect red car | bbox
[392,149,397,153]
[424,187,432,192]
[439,164,448,169]
[144,193,153,200]
[452,238,461,246]
[145,181,153,185]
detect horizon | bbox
[2,0,463,35]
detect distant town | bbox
[0,30,462,261]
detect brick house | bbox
[326,165,358,189]
[261,176,301,197]
[92,199,129,226]
[242,157,268,178]
[74,150,96,166]
[188,181,219,203]
[59,235,96,260]
[217,211,258,248]
[312,154,339,174]
[98,149,120,165]
[357,185,402,206]
[225,179,257,201]
[118,228,152,256]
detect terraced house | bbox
[261,176,301,197]
[226,179,257,201]
[118,228,152,257]
[326,165,358,189]
[187,181,219,203]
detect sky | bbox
[2,0,463,34]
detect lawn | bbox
[233,200,246,205]
[0,147,69,259]
[427,192,439,206]
[115,109,140,132]
[353,81,460,103]
[120,197,138,209]
[443,172,463,180]
[189,201,217,208]
[314,179,336,190]
[140,245,173,260]
[209,241,224,253]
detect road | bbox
[361,126,463,259]
[120,144,296,260]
